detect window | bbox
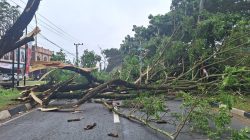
[3,54,9,60]
[37,56,40,61]
[21,51,25,62]
[9,52,14,60]
[44,56,48,61]
[15,50,18,61]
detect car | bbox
[2,75,11,81]
[14,73,23,80]
[1,73,23,81]
[0,73,3,81]
[2,74,11,81]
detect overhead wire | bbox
[9,0,77,43]
[39,33,76,57]
[29,23,76,57]
[18,0,81,42]
[37,21,73,42]
[8,0,76,58]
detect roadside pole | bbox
[24,28,28,86]
[11,15,15,89]
[17,47,20,86]
[74,43,83,67]
[11,51,15,89]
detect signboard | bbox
[0,62,25,69]
[26,48,32,74]
[0,62,12,69]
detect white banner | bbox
[0,62,12,69]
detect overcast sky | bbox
[8,0,171,60]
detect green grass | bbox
[215,93,250,112]
[199,93,250,112]
[234,95,250,112]
[0,88,20,111]
[19,81,46,86]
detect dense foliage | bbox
[99,2,250,138]
[80,49,101,68]
[51,49,67,62]
[45,69,88,85]
[103,0,250,94]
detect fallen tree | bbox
[13,27,250,139]
[17,77,209,107]
[18,75,76,106]
[29,61,103,83]
[15,63,249,140]
[0,0,41,57]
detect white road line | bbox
[113,106,120,123]
[0,109,37,127]
[50,100,56,103]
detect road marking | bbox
[50,100,56,103]
[113,106,120,123]
[0,109,37,127]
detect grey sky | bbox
[9,0,171,60]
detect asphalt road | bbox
[0,100,249,140]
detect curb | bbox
[167,98,250,119]
[210,102,250,119]
[0,102,35,121]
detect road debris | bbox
[107,133,119,138]
[67,118,81,122]
[84,123,96,130]
[155,120,168,124]
[38,107,59,112]
[71,111,83,114]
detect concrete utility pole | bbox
[17,47,20,86]
[24,28,28,86]
[11,51,15,89]
[74,43,83,66]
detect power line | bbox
[38,13,81,42]
[39,33,76,57]
[27,23,76,58]
[9,0,78,43]
[8,0,19,6]
[17,0,26,4]
[18,0,81,42]
[37,21,73,42]
[8,0,77,58]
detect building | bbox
[31,46,53,63]
[0,45,53,77]
[30,45,53,79]
[0,46,26,74]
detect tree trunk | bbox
[198,0,205,23]
[0,0,41,58]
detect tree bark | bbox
[75,79,198,106]
[42,75,76,106]
[52,92,138,100]
[0,0,41,58]
[198,0,205,23]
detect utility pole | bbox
[74,43,83,67]
[11,51,15,89]
[24,28,28,86]
[17,46,20,86]
[12,13,15,89]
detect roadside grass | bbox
[234,95,250,112]
[0,88,20,111]
[214,94,250,112]
[183,92,250,112]
[19,80,46,86]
